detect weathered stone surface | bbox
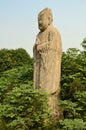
[33,8,62,117]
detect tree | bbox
[0,48,32,72]
[0,85,50,130]
[58,42,86,129]
[0,65,51,130]
[81,38,86,50]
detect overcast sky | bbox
[0,0,86,56]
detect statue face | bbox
[38,14,49,32]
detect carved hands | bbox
[37,43,49,53]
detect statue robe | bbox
[33,25,62,94]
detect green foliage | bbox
[61,47,86,100]
[59,119,86,130]
[0,65,33,103]
[0,48,32,72]
[0,49,51,129]
[0,85,50,130]
[0,64,51,130]
[58,41,86,129]
[74,91,86,120]
[0,39,86,130]
[81,38,86,50]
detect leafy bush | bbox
[58,41,86,129]
[0,40,86,130]
[0,85,50,130]
[0,48,32,72]
[0,65,51,130]
[0,65,33,103]
[59,119,86,130]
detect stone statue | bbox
[33,8,62,118]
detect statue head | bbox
[38,8,53,32]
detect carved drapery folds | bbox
[33,8,62,118]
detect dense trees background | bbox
[0,39,86,129]
[59,40,86,129]
[0,48,32,72]
[0,48,51,130]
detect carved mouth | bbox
[39,24,42,27]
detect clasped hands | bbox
[36,43,49,52]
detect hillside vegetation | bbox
[0,39,86,129]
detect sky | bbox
[0,0,86,56]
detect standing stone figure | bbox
[33,8,62,118]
